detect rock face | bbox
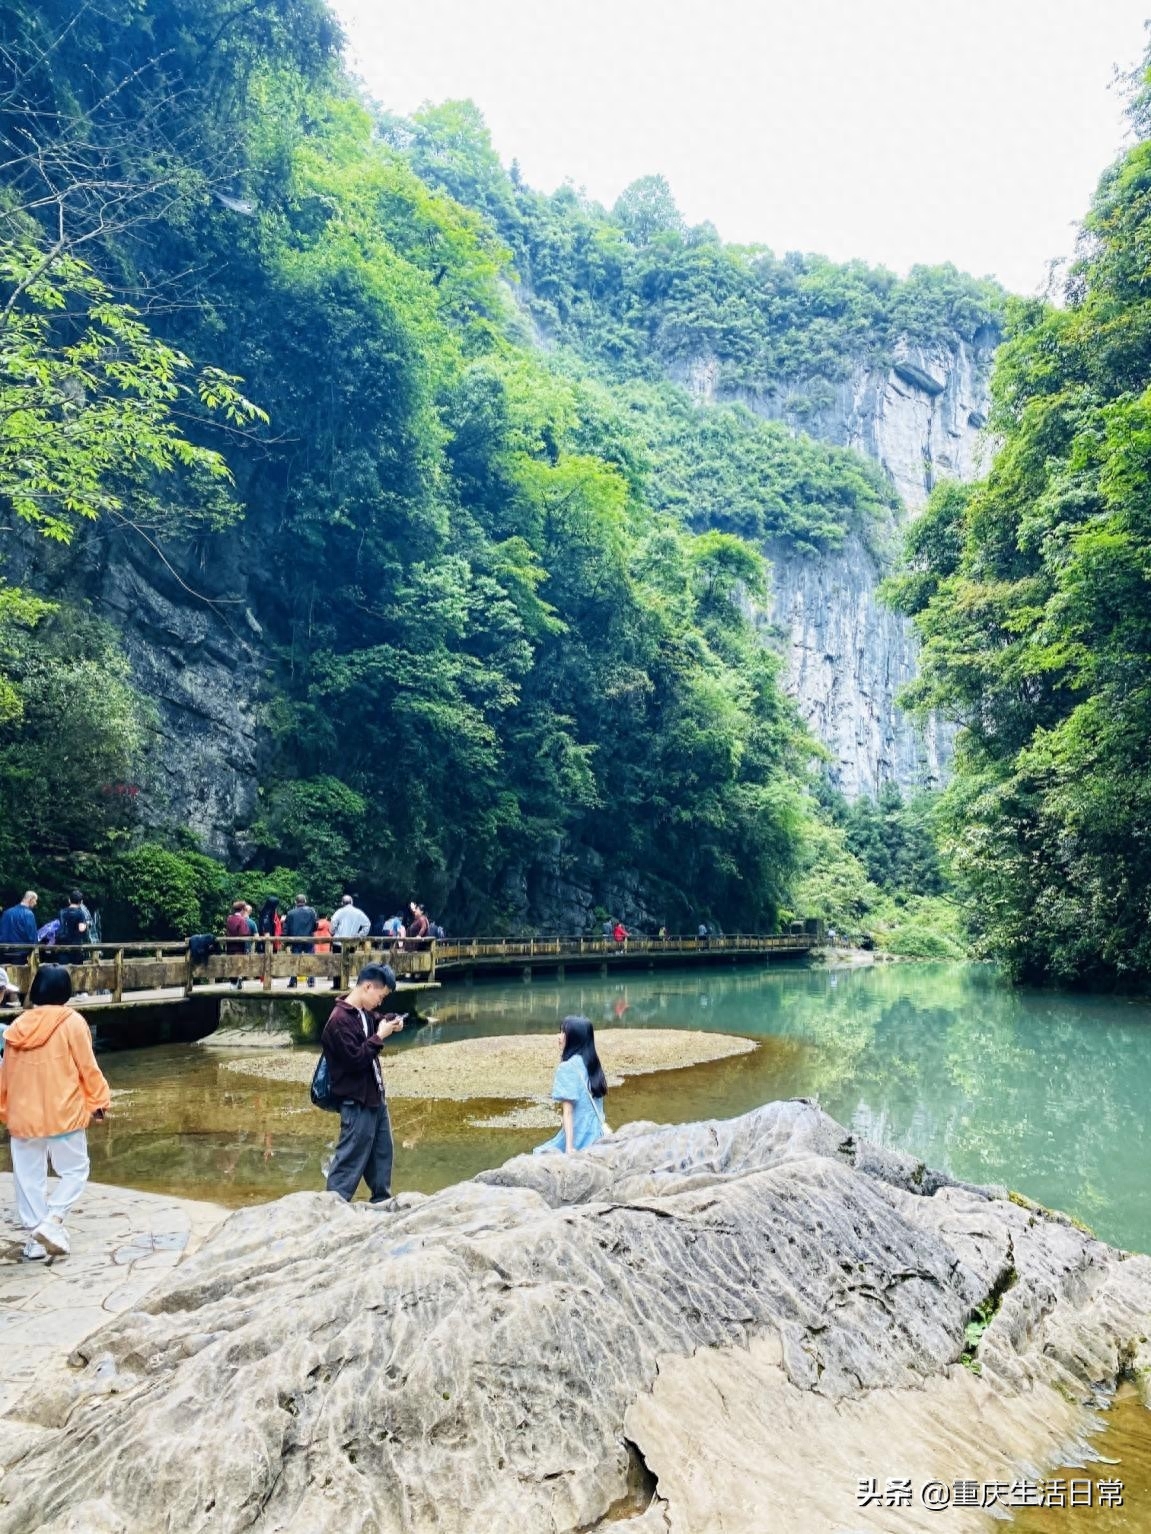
[93,533,264,856]
[3,1100,1149,1534]
[13,517,264,859]
[760,530,952,797]
[678,334,997,520]
[677,334,998,796]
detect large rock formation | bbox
[2,1101,1148,1533]
[678,334,997,795]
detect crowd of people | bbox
[221,895,445,990]
[0,890,449,1005]
[0,890,95,1008]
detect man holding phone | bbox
[320,962,403,1202]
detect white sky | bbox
[332,1,1149,296]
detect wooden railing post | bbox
[263,936,272,992]
[113,946,124,1004]
[184,940,194,997]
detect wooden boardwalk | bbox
[3,932,817,1008]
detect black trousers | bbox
[326,1099,394,1202]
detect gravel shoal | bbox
[221,1027,757,1102]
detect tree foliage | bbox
[388,104,1002,392]
[887,56,1151,982]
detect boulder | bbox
[2,1099,1149,1533]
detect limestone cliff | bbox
[677,332,997,796]
[3,1100,1148,1534]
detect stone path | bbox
[0,1175,226,1415]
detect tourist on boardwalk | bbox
[321,963,403,1202]
[534,1015,609,1156]
[225,900,250,989]
[601,917,613,939]
[257,896,282,944]
[330,895,370,944]
[613,920,628,947]
[314,913,332,955]
[56,892,90,968]
[0,892,38,963]
[0,964,110,1260]
[283,894,317,989]
[406,903,429,943]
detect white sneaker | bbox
[21,1240,47,1261]
[32,1220,69,1256]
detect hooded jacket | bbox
[0,1005,110,1139]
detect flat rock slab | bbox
[1,1101,1150,1534]
[220,1027,759,1100]
[0,1176,225,1422]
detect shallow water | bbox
[5,960,1151,1252]
[1010,1388,1151,1532]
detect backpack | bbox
[57,907,87,945]
[36,919,59,945]
[310,1052,341,1112]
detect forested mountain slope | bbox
[0,0,991,941]
[388,107,1005,795]
[887,65,1151,985]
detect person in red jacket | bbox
[225,900,250,989]
[613,921,628,947]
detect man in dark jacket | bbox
[0,891,38,962]
[321,963,403,1202]
[56,892,90,968]
[282,893,317,989]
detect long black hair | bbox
[560,1015,607,1098]
[29,964,72,1007]
[257,896,280,936]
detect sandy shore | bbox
[222,1028,758,1106]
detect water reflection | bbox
[3,962,1151,1251]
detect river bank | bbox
[0,1176,225,1423]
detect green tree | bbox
[886,47,1151,982]
[612,175,685,246]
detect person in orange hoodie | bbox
[0,964,110,1261]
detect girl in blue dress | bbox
[534,1015,609,1155]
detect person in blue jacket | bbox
[0,892,39,963]
[534,1015,610,1155]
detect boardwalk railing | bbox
[2,930,818,1006]
[433,932,815,971]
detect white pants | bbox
[9,1130,90,1229]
